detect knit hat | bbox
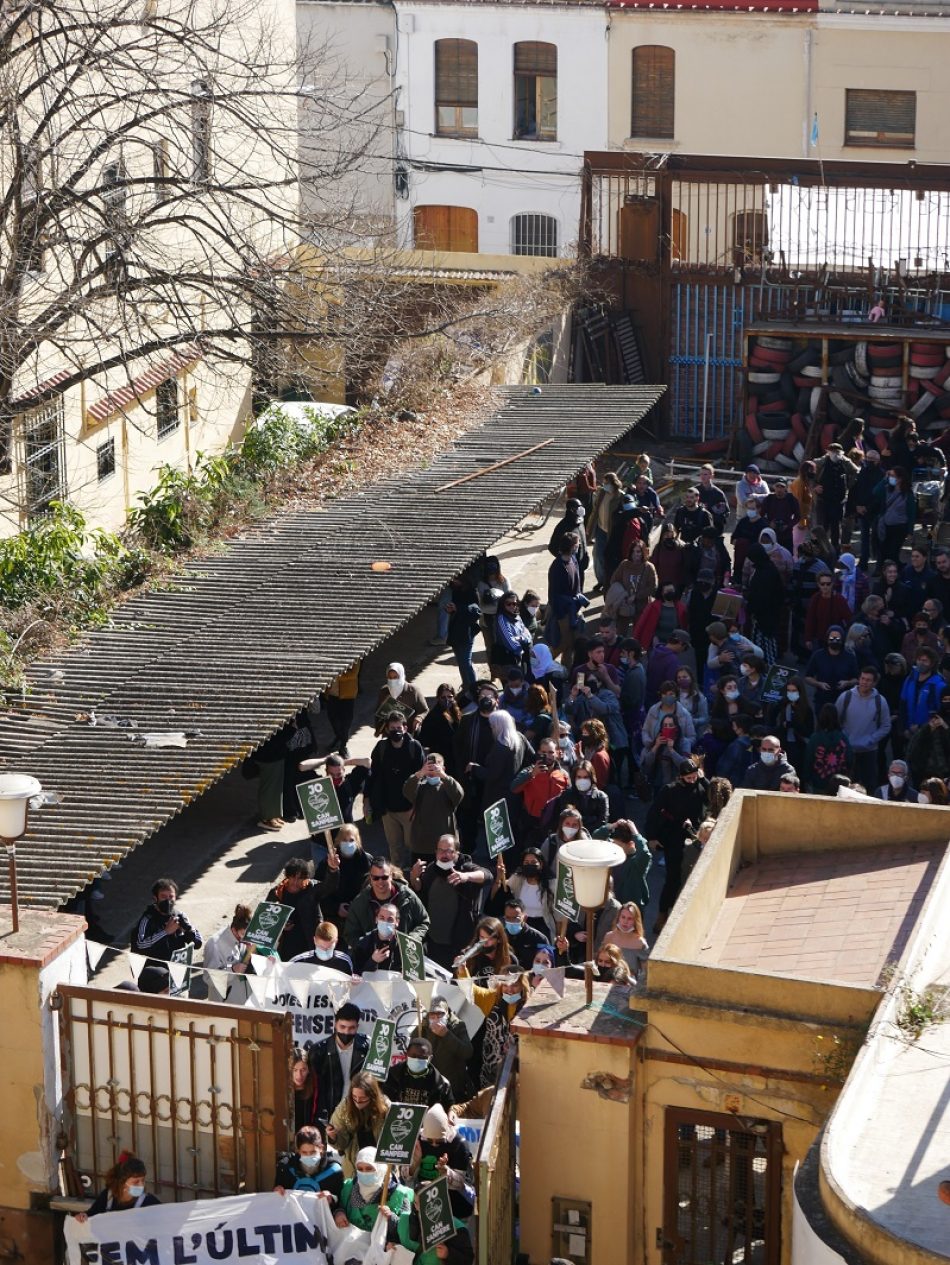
[421,1104,454,1142]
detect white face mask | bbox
[315,946,336,961]
[889,774,905,789]
[508,685,523,696]
[527,605,539,617]
[562,825,580,839]
[387,678,403,699]
[436,859,455,871]
[740,664,752,677]
[724,688,739,701]
[918,791,931,804]
[575,778,592,793]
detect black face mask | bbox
[389,731,405,744]
[156,898,174,915]
[478,697,495,714]
[336,1030,356,1046]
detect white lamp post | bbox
[0,774,42,933]
[557,838,626,1004]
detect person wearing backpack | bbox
[803,704,853,794]
[835,667,892,793]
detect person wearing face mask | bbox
[737,654,768,716]
[344,855,429,954]
[591,471,626,589]
[715,714,756,788]
[743,543,787,666]
[384,1037,455,1110]
[313,824,370,933]
[77,1152,160,1220]
[308,1003,369,1122]
[511,736,570,845]
[409,999,475,1101]
[403,1103,476,1225]
[202,902,251,971]
[453,682,500,849]
[266,856,340,961]
[452,915,513,983]
[761,477,800,553]
[493,861,557,948]
[606,540,658,631]
[847,449,885,570]
[905,695,950,788]
[492,595,534,683]
[686,527,730,593]
[274,1124,344,1199]
[351,902,406,975]
[327,1073,391,1178]
[899,645,946,734]
[803,571,853,653]
[458,968,527,1089]
[402,752,464,862]
[419,685,463,778]
[545,529,590,665]
[731,495,765,579]
[642,681,696,754]
[740,734,796,791]
[369,714,426,870]
[813,444,858,553]
[707,674,756,763]
[334,1146,413,1234]
[519,589,544,642]
[549,497,591,585]
[556,759,610,834]
[410,834,490,969]
[498,668,532,730]
[871,467,915,569]
[528,944,558,989]
[132,878,202,992]
[538,808,589,872]
[765,676,814,774]
[290,921,354,974]
[916,776,950,806]
[645,760,709,933]
[875,758,919,803]
[737,464,770,518]
[297,754,370,845]
[375,663,428,735]
[652,524,688,594]
[704,621,763,683]
[805,626,860,702]
[900,611,943,665]
[633,586,689,656]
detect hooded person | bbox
[529,641,565,689]
[334,1146,413,1233]
[755,528,792,586]
[836,553,868,614]
[549,498,589,582]
[408,1105,476,1219]
[376,662,428,734]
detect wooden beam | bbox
[433,439,554,493]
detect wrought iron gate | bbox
[56,984,294,1201]
[662,1108,783,1265]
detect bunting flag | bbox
[455,977,475,1005]
[541,967,566,998]
[127,953,148,982]
[327,978,352,1011]
[412,978,435,1011]
[245,974,269,1005]
[84,940,109,973]
[367,977,393,1013]
[167,960,188,991]
[204,972,227,1003]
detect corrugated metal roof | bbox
[0,384,663,909]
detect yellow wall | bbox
[0,960,48,1209]
[518,1032,638,1265]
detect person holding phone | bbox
[402,752,464,863]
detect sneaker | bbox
[257,819,281,832]
[428,636,447,647]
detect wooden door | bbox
[618,198,660,263]
[413,205,478,252]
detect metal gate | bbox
[662,1108,783,1265]
[56,984,294,1201]
[476,1042,517,1265]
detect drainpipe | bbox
[803,27,814,160]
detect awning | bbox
[0,383,663,907]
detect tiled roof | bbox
[86,344,202,424]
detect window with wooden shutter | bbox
[845,89,915,149]
[513,42,557,141]
[631,46,675,139]
[413,205,478,252]
[435,39,478,136]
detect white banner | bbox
[65,1190,390,1265]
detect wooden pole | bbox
[433,439,554,493]
[6,845,18,933]
[323,829,336,862]
[584,907,595,1005]
[379,1164,393,1209]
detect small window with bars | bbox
[631,46,675,139]
[101,160,129,225]
[156,377,180,438]
[513,42,557,141]
[22,396,66,520]
[511,213,558,257]
[845,89,915,149]
[435,39,478,137]
[191,80,213,180]
[97,437,116,482]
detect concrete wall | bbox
[395,1,607,256]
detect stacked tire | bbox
[745,336,806,472]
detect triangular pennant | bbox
[544,967,566,998]
[85,939,109,972]
[127,953,147,983]
[455,977,475,1004]
[327,979,351,1011]
[412,979,435,1011]
[246,974,269,1005]
[288,977,312,1009]
[204,971,226,1003]
[250,954,275,976]
[167,961,188,990]
[368,978,393,1012]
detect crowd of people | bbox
[93,424,950,1259]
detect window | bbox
[412,205,478,252]
[435,39,478,137]
[22,396,66,520]
[191,80,212,180]
[97,437,116,482]
[152,139,169,202]
[156,377,180,438]
[511,213,558,257]
[101,160,128,225]
[845,89,915,149]
[631,46,675,139]
[513,42,556,141]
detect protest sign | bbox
[761,663,796,705]
[296,776,344,836]
[397,932,426,981]
[484,798,515,858]
[168,944,194,998]
[418,1175,457,1251]
[553,858,580,921]
[363,1017,396,1078]
[64,1190,391,1265]
[376,1102,427,1165]
[243,901,292,953]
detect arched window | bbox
[631,46,674,139]
[511,213,558,257]
[435,39,478,136]
[513,42,557,141]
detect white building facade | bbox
[393,0,607,258]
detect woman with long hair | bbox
[873,467,915,569]
[493,846,557,940]
[291,1047,319,1132]
[538,805,588,870]
[76,1153,160,1220]
[326,1071,391,1179]
[765,675,814,773]
[453,915,513,983]
[523,683,554,746]
[576,718,611,790]
[606,540,658,630]
[418,683,462,777]
[674,664,710,738]
[600,902,649,977]
[556,758,610,834]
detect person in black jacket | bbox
[645,761,708,934]
[453,683,498,849]
[369,713,425,870]
[444,576,482,695]
[132,878,202,993]
[308,1003,369,1122]
[274,1124,344,1199]
[383,1038,454,1111]
[548,498,589,584]
[266,856,340,961]
[743,543,786,665]
[409,834,490,968]
[350,903,405,975]
[77,1153,160,1220]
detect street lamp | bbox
[557,837,626,1004]
[0,774,42,934]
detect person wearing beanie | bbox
[406,1104,476,1220]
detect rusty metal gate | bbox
[55,984,294,1201]
[475,1042,517,1265]
[662,1108,783,1265]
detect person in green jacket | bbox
[593,819,652,910]
[333,1146,413,1238]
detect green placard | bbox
[761,663,796,706]
[418,1175,457,1251]
[553,859,580,922]
[243,901,292,953]
[397,932,426,982]
[376,1101,427,1165]
[484,797,515,858]
[168,944,193,998]
[374,697,414,729]
[296,776,344,835]
[363,1018,396,1079]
